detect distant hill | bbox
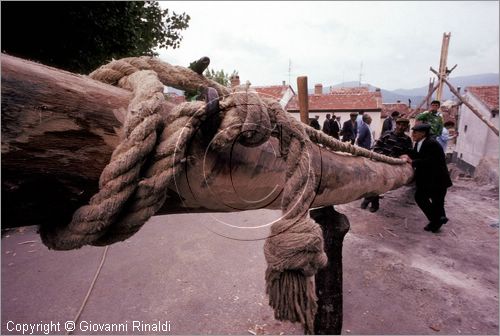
[318,73,499,106]
[315,81,425,107]
[392,73,499,100]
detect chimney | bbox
[230,75,240,87]
[397,100,401,103]
[282,80,286,86]
[314,83,323,95]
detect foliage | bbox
[203,68,239,87]
[1,1,190,74]
[184,68,239,101]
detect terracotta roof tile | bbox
[381,103,410,118]
[165,93,186,105]
[286,87,382,111]
[467,85,499,111]
[253,85,295,100]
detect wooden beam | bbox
[430,66,499,136]
[413,82,439,115]
[436,32,451,101]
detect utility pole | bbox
[436,32,451,101]
[297,76,309,125]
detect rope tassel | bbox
[265,269,318,334]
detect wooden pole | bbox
[1,54,413,230]
[297,76,310,125]
[430,66,499,136]
[436,32,451,101]
[427,78,435,108]
[311,206,350,334]
[413,82,439,114]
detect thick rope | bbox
[40,56,407,333]
[305,126,407,164]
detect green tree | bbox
[1,1,190,74]
[185,68,238,101]
[204,69,239,87]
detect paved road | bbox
[2,183,499,335]
[2,210,301,335]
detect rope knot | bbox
[214,86,272,150]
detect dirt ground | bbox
[339,178,499,335]
[1,176,498,335]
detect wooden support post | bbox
[414,82,439,113]
[297,76,309,125]
[427,78,435,108]
[436,32,451,101]
[430,67,499,136]
[311,206,350,335]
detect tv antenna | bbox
[358,61,364,86]
[288,59,292,86]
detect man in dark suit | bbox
[402,123,452,233]
[341,112,358,144]
[322,113,332,135]
[310,115,320,130]
[381,111,400,135]
[330,115,340,139]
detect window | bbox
[464,125,468,133]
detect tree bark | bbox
[1,54,414,229]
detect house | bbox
[252,81,296,109]
[381,101,411,118]
[453,85,499,174]
[286,84,384,139]
[164,92,186,105]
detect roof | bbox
[286,87,382,112]
[165,93,186,105]
[381,103,410,118]
[253,85,295,100]
[467,85,499,112]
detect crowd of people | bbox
[309,100,456,234]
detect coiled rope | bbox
[40,56,406,333]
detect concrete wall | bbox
[454,92,499,168]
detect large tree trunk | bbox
[1,54,414,229]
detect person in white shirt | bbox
[356,110,365,130]
[437,121,458,152]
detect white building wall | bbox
[279,88,295,109]
[455,93,499,167]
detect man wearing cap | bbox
[342,112,358,144]
[401,123,452,233]
[361,118,413,212]
[416,100,444,138]
[381,111,400,135]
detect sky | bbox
[157,1,499,91]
